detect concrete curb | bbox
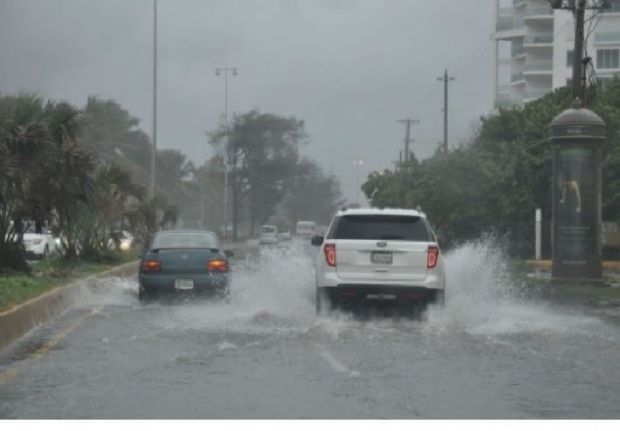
[0,260,138,351]
[525,260,620,271]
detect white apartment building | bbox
[494,0,620,107]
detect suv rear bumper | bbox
[318,285,444,306]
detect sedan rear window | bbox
[329,215,430,241]
[151,232,217,250]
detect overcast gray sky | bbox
[0,0,496,202]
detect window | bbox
[329,215,430,241]
[151,232,218,250]
[597,49,619,69]
[567,50,574,67]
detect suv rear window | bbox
[328,215,430,241]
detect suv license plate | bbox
[175,279,194,290]
[371,251,393,265]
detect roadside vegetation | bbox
[0,251,136,312]
[363,77,620,259]
[0,91,343,305]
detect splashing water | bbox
[425,239,601,336]
[78,238,603,339]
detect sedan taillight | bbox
[324,243,336,267]
[207,259,229,272]
[427,246,439,269]
[141,259,161,272]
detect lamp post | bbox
[353,159,364,205]
[215,67,237,238]
[150,0,158,199]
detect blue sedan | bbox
[138,230,232,301]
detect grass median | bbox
[0,250,138,313]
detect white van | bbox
[259,225,279,245]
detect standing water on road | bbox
[2,239,619,418]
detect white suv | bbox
[311,208,445,312]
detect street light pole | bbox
[150,0,158,199]
[215,67,237,238]
[353,159,364,204]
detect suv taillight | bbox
[427,246,439,269]
[324,243,336,267]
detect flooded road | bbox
[0,242,619,418]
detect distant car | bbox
[295,221,316,239]
[138,230,232,301]
[108,230,135,251]
[312,208,446,313]
[259,225,279,245]
[22,223,57,259]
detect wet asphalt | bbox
[0,241,619,419]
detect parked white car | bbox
[259,225,279,245]
[311,208,445,313]
[22,225,57,259]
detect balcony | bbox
[524,6,553,18]
[524,33,553,46]
[594,32,620,45]
[523,61,553,73]
[496,15,525,32]
[511,71,525,83]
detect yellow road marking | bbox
[0,307,102,386]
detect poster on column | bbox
[555,147,596,261]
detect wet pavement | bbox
[0,241,619,419]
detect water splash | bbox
[425,238,600,336]
[78,238,604,339]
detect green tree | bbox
[210,110,307,238]
[282,158,345,225]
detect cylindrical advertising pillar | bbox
[550,102,606,280]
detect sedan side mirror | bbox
[224,250,234,258]
[311,235,324,246]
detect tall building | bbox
[494,0,620,107]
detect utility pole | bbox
[550,0,610,104]
[397,118,419,163]
[573,0,586,102]
[215,67,237,239]
[150,0,158,199]
[353,160,364,204]
[437,69,454,153]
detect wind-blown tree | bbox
[80,96,152,181]
[282,158,345,225]
[0,94,74,270]
[76,163,145,259]
[210,110,307,238]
